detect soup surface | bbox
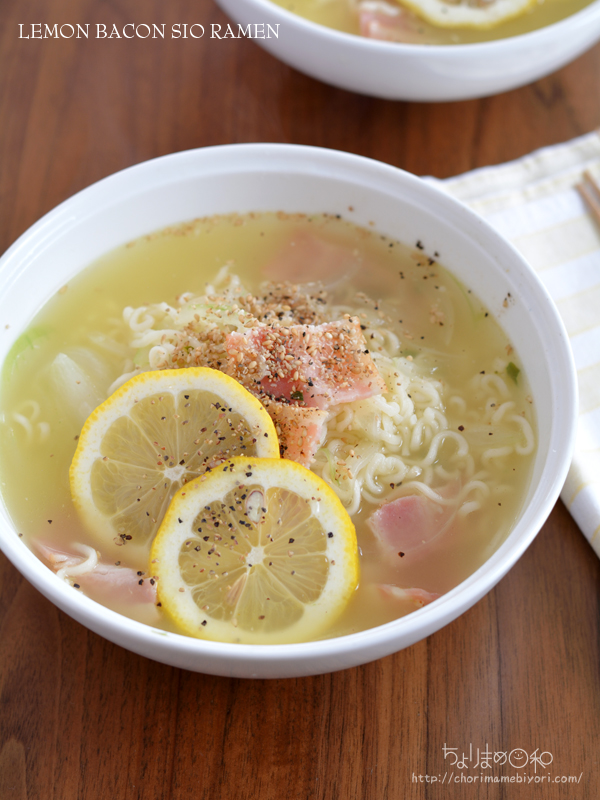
[0,212,535,641]
[271,0,591,44]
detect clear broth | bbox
[0,213,535,640]
[272,0,591,45]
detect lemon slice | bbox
[150,457,359,644]
[70,368,279,553]
[399,0,536,29]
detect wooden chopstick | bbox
[576,169,600,225]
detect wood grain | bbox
[1,0,600,797]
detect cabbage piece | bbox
[2,326,50,378]
[47,351,108,426]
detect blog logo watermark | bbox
[410,744,583,786]
[442,743,552,772]
[17,23,280,40]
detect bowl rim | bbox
[0,143,579,671]
[223,0,600,54]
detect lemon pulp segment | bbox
[70,368,279,551]
[150,458,360,644]
[399,0,537,28]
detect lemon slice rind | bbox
[150,457,359,645]
[70,368,279,552]
[399,0,537,29]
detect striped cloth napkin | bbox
[432,130,600,557]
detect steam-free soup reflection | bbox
[0,213,535,643]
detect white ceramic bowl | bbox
[0,144,576,678]
[216,0,600,101]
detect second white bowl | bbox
[216,0,600,101]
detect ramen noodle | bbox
[0,212,535,640]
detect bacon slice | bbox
[226,318,386,411]
[77,563,157,605]
[367,493,453,560]
[358,1,439,44]
[379,583,440,607]
[263,230,361,287]
[261,397,328,467]
[34,541,157,605]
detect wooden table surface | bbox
[1,1,600,798]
